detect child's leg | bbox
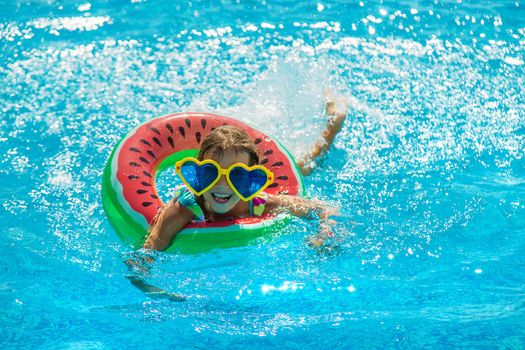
[296,93,349,176]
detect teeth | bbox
[213,193,231,199]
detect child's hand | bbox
[312,199,340,221]
[308,236,326,247]
[308,219,336,247]
[319,204,340,220]
[147,290,186,302]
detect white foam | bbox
[28,15,112,32]
[503,56,524,65]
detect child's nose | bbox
[216,174,229,187]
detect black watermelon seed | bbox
[277,175,288,180]
[201,119,206,129]
[137,189,148,194]
[129,147,140,153]
[139,157,150,164]
[261,158,268,165]
[185,118,191,128]
[143,171,152,178]
[254,138,262,144]
[168,136,174,148]
[128,175,140,180]
[264,149,273,155]
[140,139,151,147]
[196,132,201,143]
[150,127,160,135]
[152,137,162,147]
[141,181,151,187]
[142,202,153,207]
[150,194,159,199]
[179,127,185,138]
[129,161,141,167]
[211,127,216,131]
[278,190,289,195]
[271,161,283,167]
[166,124,173,133]
[268,183,278,188]
[147,150,156,158]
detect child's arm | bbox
[124,250,186,301]
[265,194,340,247]
[143,200,194,251]
[265,194,338,220]
[126,275,186,302]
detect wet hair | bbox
[197,125,259,166]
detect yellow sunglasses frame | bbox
[174,157,274,201]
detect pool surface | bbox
[1,0,524,348]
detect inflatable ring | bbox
[102,112,305,253]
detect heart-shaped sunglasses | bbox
[175,157,274,201]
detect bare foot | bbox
[324,89,349,124]
[296,90,349,176]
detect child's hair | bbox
[197,125,259,166]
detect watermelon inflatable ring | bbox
[102,112,305,253]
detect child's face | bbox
[202,148,251,214]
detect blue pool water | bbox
[1,0,524,348]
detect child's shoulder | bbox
[171,185,205,222]
[252,192,268,216]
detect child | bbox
[144,97,348,251]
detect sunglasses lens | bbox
[229,167,268,199]
[180,162,218,193]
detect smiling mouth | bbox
[211,192,233,204]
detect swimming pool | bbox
[1,0,524,348]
